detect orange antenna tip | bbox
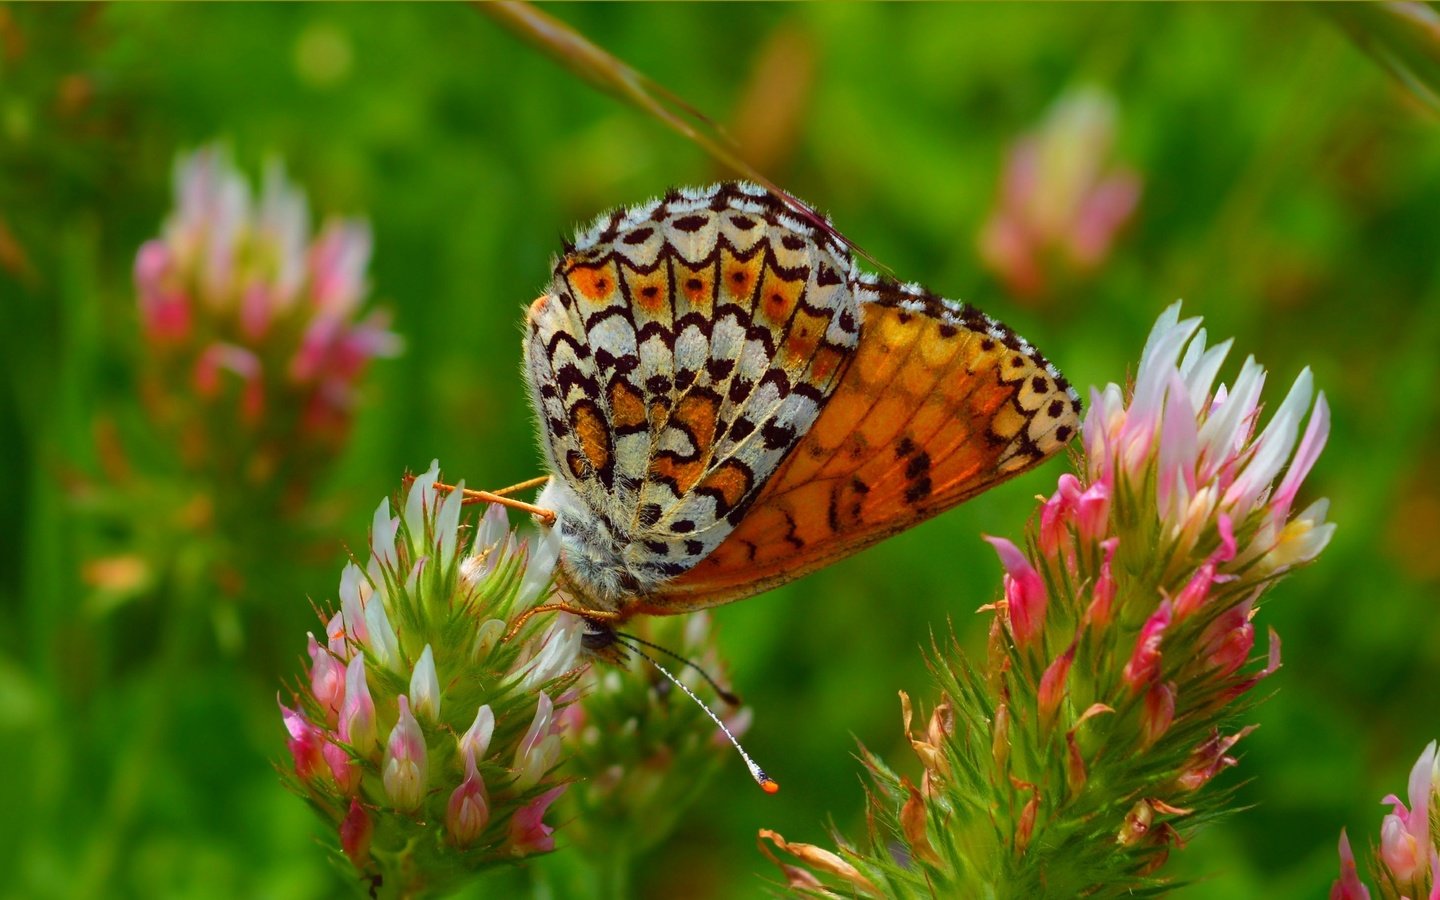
[616,635,778,796]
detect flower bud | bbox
[340,798,373,868]
[1329,830,1371,900]
[409,644,441,723]
[984,536,1048,649]
[325,740,360,794]
[338,655,377,755]
[459,704,495,763]
[1037,644,1076,733]
[1065,729,1087,796]
[1173,562,1217,621]
[1201,605,1255,677]
[1075,481,1111,548]
[1123,600,1172,692]
[280,700,325,781]
[446,749,489,847]
[1378,812,1419,882]
[308,633,346,719]
[382,695,428,811]
[514,692,561,789]
[509,786,567,856]
[1118,799,1154,847]
[1039,474,1080,559]
[1140,681,1176,749]
[1015,782,1040,855]
[1085,538,1119,629]
[992,703,1011,773]
[1176,727,1254,792]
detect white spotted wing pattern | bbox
[523,182,1080,617]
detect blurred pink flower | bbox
[133,144,400,500]
[978,87,1142,299]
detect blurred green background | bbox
[3,3,1439,898]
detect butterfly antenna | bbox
[615,631,741,705]
[616,638,778,794]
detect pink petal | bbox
[1068,170,1141,266]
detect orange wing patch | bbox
[721,249,762,304]
[567,261,619,305]
[625,264,670,315]
[758,265,804,325]
[568,399,613,484]
[674,259,715,313]
[650,392,721,495]
[608,380,647,432]
[636,297,1079,613]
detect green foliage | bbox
[3,4,1440,898]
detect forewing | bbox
[635,279,1080,614]
[525,183,863,591]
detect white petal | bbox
[436,479,465,569]
[1197,356,1266,480]
[370,498,398,571]
[409,644,441,721]
[517,527,561,608]
[1223,369,1312,515]
[1185,338,1233,416]
[1131,309,1202,429]
[404,460,441,553]
[517,613,583,690]
[339,563,370,647]
[460,704,496,762]
[472,501,510,557]
[363,582,400,670]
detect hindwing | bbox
[523,183,863,600]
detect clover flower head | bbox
[763,303,1332,896]
[279,463,583,894]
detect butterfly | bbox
[513,182,1080,636]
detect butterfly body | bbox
[523,182,1079,625]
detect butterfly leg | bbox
[429,477,557,526]
[485,474,552,497]
[504,602,622,643]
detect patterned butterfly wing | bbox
[633,277,1080,614]
[524,183,863,607]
